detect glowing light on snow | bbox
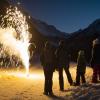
[0,6,31,75]
[8,72,43,79]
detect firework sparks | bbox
[0,6,31,75]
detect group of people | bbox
[40,37,100,96]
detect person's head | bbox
[93,37,100,46]
[59,40,65,47]
[44,41,51,49]
[29,42,36,50]
[78,50,85,56]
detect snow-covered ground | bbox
[0,64,99,100]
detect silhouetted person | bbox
[40,41,55,95]
[90,38,100,83]
[56,40,73,91]
[74,50,86,86]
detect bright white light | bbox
[0,6,31,75]
[7,72,43,80]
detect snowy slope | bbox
[65,84,100,100]
[31,18,69,38]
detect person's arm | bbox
[90,48,94,68]
[77,55,80,66]
[40,49,45,66]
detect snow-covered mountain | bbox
[65,19,100,61]
[31,18,69,38]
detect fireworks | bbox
[0,6,31,75]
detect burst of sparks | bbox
[0,6,31,75]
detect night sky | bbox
[13,0,100,33]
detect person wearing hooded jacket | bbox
[40,41,55,95]
[90,38,100,83]
[74,50,86,86]
[56,40,73,91]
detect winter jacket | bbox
[91,44,100,67]
[40,46,56,71]
[77,54,86,73]
[56,46,70,67]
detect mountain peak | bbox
[31,18,69,38]
[92,18,100,24]
[88,18,100,33]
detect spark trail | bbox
[0,6,31,75]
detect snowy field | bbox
[0,63,99,100]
